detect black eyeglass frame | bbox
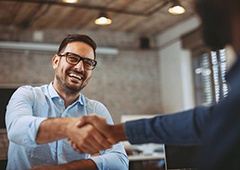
[58,52,97,70]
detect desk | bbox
[129,153,166,170]
[128,153,165,161]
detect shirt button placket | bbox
[57,99,65,117]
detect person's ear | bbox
[52,54,60,69]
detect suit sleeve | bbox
[125,106,214,145]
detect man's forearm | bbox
[29,159,98,170]
[36,117,112,154]
[36,117,79,144]
[110,123,127,143]
[61,159,98,170]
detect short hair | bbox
[57,34,97,59]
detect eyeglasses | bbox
[58,52,97,70]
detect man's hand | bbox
[76,115,115,142]
[66,118,112,154]
[79,115,127,143]
[68,115,127,153]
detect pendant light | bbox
[62,0,78,3]
[95,12,112,25]
[168,0,185,15]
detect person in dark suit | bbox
[68,0,240,169]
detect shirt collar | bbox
[48,82,84,105]
[48,82,59,98]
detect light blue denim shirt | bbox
[5,83,128,170]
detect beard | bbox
[195,0,232,50]
[55,74,81,94]
[55,70,89,95]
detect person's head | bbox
[57,34,97,59]
[194,0,240,50]
[52,34,97,94]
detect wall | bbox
[0,29,161,124]
[157,16,201,113]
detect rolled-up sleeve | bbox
[90,142,129,170]
[5,86,46,146]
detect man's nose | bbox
[74,60,84,71]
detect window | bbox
[193,49,228,106]
[182,28,229,106]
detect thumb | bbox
[76,117,86,127]
[78,115,109,133]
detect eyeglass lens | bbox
[63,52,97,70]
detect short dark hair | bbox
[57,34,97,59]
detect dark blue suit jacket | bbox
[125,53,240,170]
[200,53,240,169]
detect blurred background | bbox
[0,0,235,169]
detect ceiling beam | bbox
[1,0,170,16]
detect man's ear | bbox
[52,54,60,69]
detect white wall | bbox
[157,16,201,113]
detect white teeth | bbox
[69,73,82,80]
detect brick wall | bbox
[0,49,162,123]
[0,28,162,123]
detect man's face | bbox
[52,41,95,94]
[195,0,232,50]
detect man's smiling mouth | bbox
[69,73,83,81]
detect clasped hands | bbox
[67,115,122,154]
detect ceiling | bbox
[0,0,195,36]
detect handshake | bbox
[67,115,127,154]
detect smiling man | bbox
[5,34,128,170]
